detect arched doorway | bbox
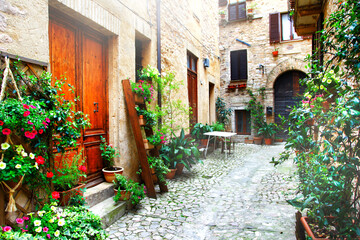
[274,70,306,139]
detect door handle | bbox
[94,102,99,113]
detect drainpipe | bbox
[156,0,162,125]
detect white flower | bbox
[38,211,45,217]
[34,162,39,169]
[54,230,60,237]
[0,162,6,170]
[34,220,41,226]
[58,218,65,226]
[1,142,10,150]
[21,151,28,157]
[15,164,21,169]
[29,153,35,159]
[48,218,54,223]
[51,206,56,212]
[35,226,42,233]
[15,145,24,154]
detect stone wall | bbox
[219,0,312,142]
[0,0,220,180]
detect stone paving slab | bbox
[106,143,298,240]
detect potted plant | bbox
[147,130,167,150]
[219,10,226,19]
[147,156,169,183]
[190,123,213,146]
[113,174,146,205]
[247,2,257,15]
[136,107,157,130]
[131,80,155,103]
[246,88,266,145]
[215,97,232,130]
[161,129,201,176]
[51,151,87,206]
[272,48,279,57]
[100,136,123,183]
[257,122,278,145]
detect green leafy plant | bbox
[215,97,232,126]
[1,203,108,239]
[210,122,225,131]
[160,129,201,170]
[135,107,157,129]
[113,174,146,205]
[99,136,120,169]
[257,122,278,139]
[147,156,169,183]
[190,123,213,140]
[51,151,87,192]
[246,88,266,135]
[137,65,160,87]
[69,187,87,207]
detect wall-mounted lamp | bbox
[203,58,210,68]
[256,64,265,74]
[266,106,273,115]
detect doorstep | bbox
[85,182,129,228]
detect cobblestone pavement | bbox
[106,143,298,240]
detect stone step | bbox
[89,197,127,228]
[85,182,114,208]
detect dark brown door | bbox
[187,53,198,127]
[274,70,306,139]
[49,13,108,185]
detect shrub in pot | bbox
[190,123,213,146]
[113,174,146,205]
[100,136,123,183]
[257,122,278,145]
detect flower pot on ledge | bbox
[165,168,177,179]
[138,115,146,126]
[58,183,86,206]
[102,166,124,183]
[272,51,278,57]
[264,138,273,145]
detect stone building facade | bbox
[219,0,312,141]
[0,0,220,181]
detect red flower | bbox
[35,156,45,165]
[51,191,60,200]
[23,111,30,117]
[46,172,54,178]
[78,165,87,172]
[23,104,30,109]
[0,120,3,126]
[39,129,44,134]
[2,128,11,135]
[31,130,37,135]
[25,131,36,139]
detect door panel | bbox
[187,71,198,126]
[49,15,108,184]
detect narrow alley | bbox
[106,143,298,240]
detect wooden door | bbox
[274,70,306,139]
[187,71,198,126]
[49,14,108,185]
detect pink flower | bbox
[28,120,33,125]
[3,226,12,232]
[30,105,36,109]
[23,216,29,221]
[46,118,50,123]
[16,218,24,224]
[43,227,49,233]
[23,104,30,109]
[47,234,51,239]
[21,228,28,232]
[2,128,11,135]
[23,111,30,117]
[0,120,4,126]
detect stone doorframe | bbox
[264,57,308,122]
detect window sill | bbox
[227,82,247,90]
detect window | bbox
[230,50,247,81]
[235,110,251,135]
[187,53,197,73]
[228,0,246,21]
[269,12,301,43]
[281,13,300,41]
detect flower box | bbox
[58,183,86,206]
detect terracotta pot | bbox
[322,100,330,112]
[301,217,333,240]
[134,94,144,104]
[247,8,253,14]
[155,144,162,151]
[200,138,208,147]
[58,183,86,206]
[165,168,177,179]
[220,14,225,19]
[244,138,254,144]
[102,167,124,183]
[175,163,185,175]
[114,188,131,201]
[264,138,273,145]
[274,138,283,142]
[272,51,278,57]
[253,136,263,145]
[138,115,146,126]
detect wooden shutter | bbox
[230,50,247,81]
[269,13,280,43]
[238,2,246,20]
[228,4,237,21]
[219,0,227,7]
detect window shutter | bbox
[239,50,248,80]
[219,0,227,7]
[231,50,247,81]
[228,4,237,21]
[238,2,246,20]
[230,51,240,80]
[269,13,280,43]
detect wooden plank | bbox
[122,79,156,198]
[0,51,48,67]
[0,187,5,225]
